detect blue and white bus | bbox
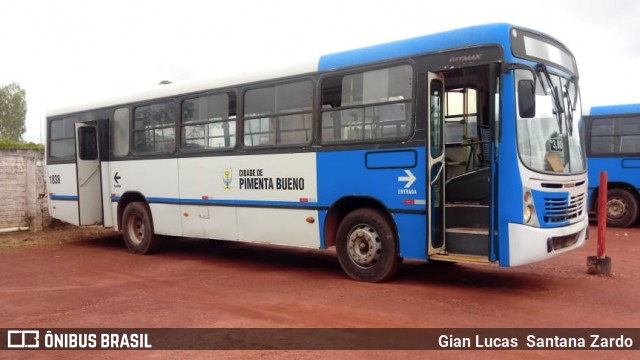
[46,23,588,282]
[584,104,640,227]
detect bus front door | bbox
[427,73,446,255]
[75,122,103,225]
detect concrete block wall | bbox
[0,149,49,231]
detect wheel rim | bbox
[607,198,628,220]
[127,213,145,246]
[346,224,381,269]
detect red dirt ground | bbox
[0,223,638,359]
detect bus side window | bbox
[619,117,640,153]
[243,81,312,147]
[181,92,236,150]
[590,116,640,155]
[133,102,176,154]
[113,108,130,156]
[320,64,413,143]
[49,116,77,161]
[589,118,615,154]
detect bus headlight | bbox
[524,205,533,223]
[523,190,535,224]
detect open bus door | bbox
[75,122,103,225]
[427,73,446,255]
[429,64,497,264]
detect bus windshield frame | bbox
[515,67,585,175]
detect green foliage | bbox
[0,138,44,150]
[0,82,28,141]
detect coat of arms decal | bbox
[223,167,233,190]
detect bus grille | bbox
[543,193,585,224]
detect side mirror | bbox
[518,80,536,118]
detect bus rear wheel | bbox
[336,208,401,282]
[605,189,639,228]
[122,201,158,254]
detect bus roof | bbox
[318,23,515,70]
[588,104,640,116]
[49,23,550,118]
[47,60,318,118]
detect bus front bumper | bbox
[507,216,588,266]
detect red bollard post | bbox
[597,171,607,258]
[587,171,612,275]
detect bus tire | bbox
[606,189,639,228]
[122,201,158,254]
[336,208,401,282]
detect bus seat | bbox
[445,167,491,205]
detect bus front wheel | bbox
[336,208,401,282]
[606,189,639,228]
[122,201,158,254]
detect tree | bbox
[0,82,27,141]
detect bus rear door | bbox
[75,122,103,225]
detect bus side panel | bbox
[587,157,640,211]
[179,205,237,240]
[316,148,427,212]
[177,153,319,244]
[147,203,183,237]
[46,163,80,226]
[111,202,120,231]
[237,208,320,248]
[109,158,181,236]
[316,148,427,260]
[100,161,114,228]
[185,153,318,203]
[393,213,427,260]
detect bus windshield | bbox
[515,68,586,175]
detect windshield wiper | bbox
[538,64,564,133]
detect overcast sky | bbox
[1,0,639,143]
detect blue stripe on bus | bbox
[111,196,322,208]
[50,194,79,201]
[109,196,424,215]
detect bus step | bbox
[445,227,490,256]
[429,253,494,264]
[446,227,489,235]
[445,203,489,229]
